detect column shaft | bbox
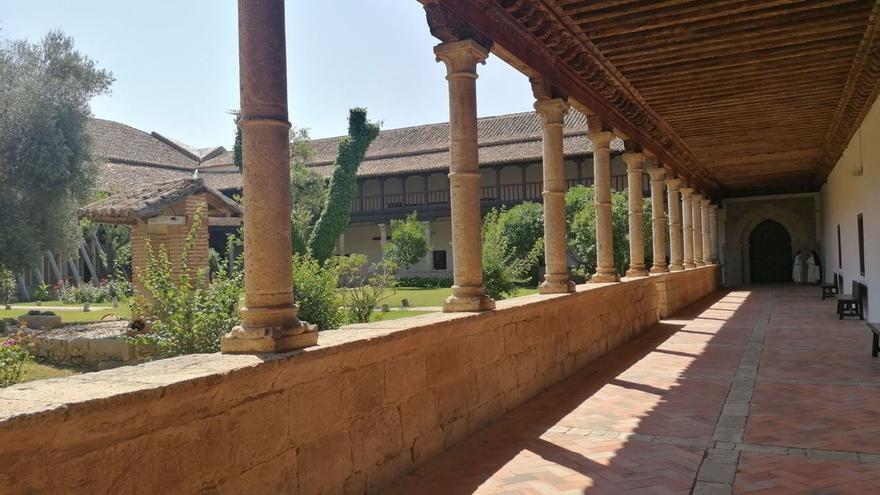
[666,178,684,271]
[648,166,668,273]
[624,153,648,277]
[692,193,705,266]
[536,98,575,294]
[589,132,618,283]
[222,0,316,353]
[709,205,719,263]
[701,199,712,265]
[681,188,696,269]
[435,40,494,312]
[423,221,432,270]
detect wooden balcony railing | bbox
[352,174,649,215]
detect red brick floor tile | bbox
[745,382,880,453]
[734,452,880,494]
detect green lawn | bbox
[1,304,131,324]
[15,361,81,384]
[387,286,538,308]
[10,300,114,308]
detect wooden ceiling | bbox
[420,0,880,197]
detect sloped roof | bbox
[79,177,241,224]
[87,119,201,170]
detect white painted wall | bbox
[821,97,880,321]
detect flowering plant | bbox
[57,276,131,304]
[0,338,30,387]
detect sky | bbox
[0,0,534,149]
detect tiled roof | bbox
[91,110,622,192]
[79,177,241,223]
[87,119,201,170]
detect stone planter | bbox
[18,314,63,330]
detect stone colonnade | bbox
[224,0,722,352]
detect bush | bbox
[26,310,56,316]
[384,212,429,269]
[292,253,345,331]
[1,337,30,387]
[482,209,542,300]
[334,254,397,323]
[397,277,453,289]
[31,282,52,302]
[129,210,243,358]
[56,277,130,304]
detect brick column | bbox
[623,151,648,277]
[222,0,317,353]
[587,130,618,283]
[435,40,495,312]
[692,193,705,266]
[665,177,684,271]
[681,187,696,269]
[648,164,668,273]
[535,98,575,294]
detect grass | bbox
[387,286,539,308]
[14,361,81,384]
[10,300,114,308]
[1,304,131,324]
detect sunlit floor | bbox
[383,285,880,494]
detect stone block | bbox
[412,428,444,466]
[229,391,290,467]
[343,363,385,413]
[433,374,478,425]
[297,431,353,495]
[398,391,437,445]
[351,405,403,471]
[384,352,427,403]
[290,376,349,445]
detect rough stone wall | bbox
[721,195,820,285]
[130,193,210,297]
[0,266,718,494]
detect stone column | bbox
[666,177,684,271]
[709,204,719,263]
[222,0,317,353]
[681,187,696,269]
[337,232,345,256]
[648,164,668,273]
[701,199,712,265]
[623,151,648,277]
[378,223,387,258]
[692,193,705,266]
[588,130,618,282]
[423,221,432,270]
[435,40,494,312]
[535,98,575,294]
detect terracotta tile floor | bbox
[382,285,880,494]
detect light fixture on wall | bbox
[853,127,865,177]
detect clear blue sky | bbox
[0,0,534,148]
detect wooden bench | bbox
[821,273,839,300]
[869,323,880,358]
[837,280,865,320]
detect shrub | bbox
[0,338,30,387]
[56,277,130,304]
[25,310,56,316]
[31,282,52,302]
[292,253,345,331]
[129,210,243,358]
[482,209,542,300]
[334,254,397,323]
[397,277,453,289]
[384,212,429,269]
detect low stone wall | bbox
[0,266,718,494]
[22,321,142,370]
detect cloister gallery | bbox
[2,1,880,494]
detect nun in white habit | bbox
[792,250,805,285]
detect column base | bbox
[683,262,697,269]
[649,265,669,274]
[695,261,707,267]
[668,263,685,272]
[590,272,619,283]
[539,279,576,294]
[221,324,318,353]
[443,294,495,312]
[625,267,649,278]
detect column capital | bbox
[623,152,646,172]
[710,203,719,210]
[534,98,570,125]
[665,177,681,190]
[434,39,489,75]
[692,192,704,202]
[701,198,711,207]
[680,187,694,197]
[647,165,667,181]
[586,131,614,149]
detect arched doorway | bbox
[749,220,792,283]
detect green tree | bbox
[309,108,380,261]
[497,202,544,281]
[482,208,543,300]
[565,185,655,278]
[292,252,344,330]
[0,31,113,273]
[384,212,429,269]
[231,110,243,171]
[289,128,326,254]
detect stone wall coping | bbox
[0,266,716,426]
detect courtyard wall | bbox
[0,266,718,494]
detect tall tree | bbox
[384,212,429,269]
[0,31,113,273]
[309,108,379,261]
